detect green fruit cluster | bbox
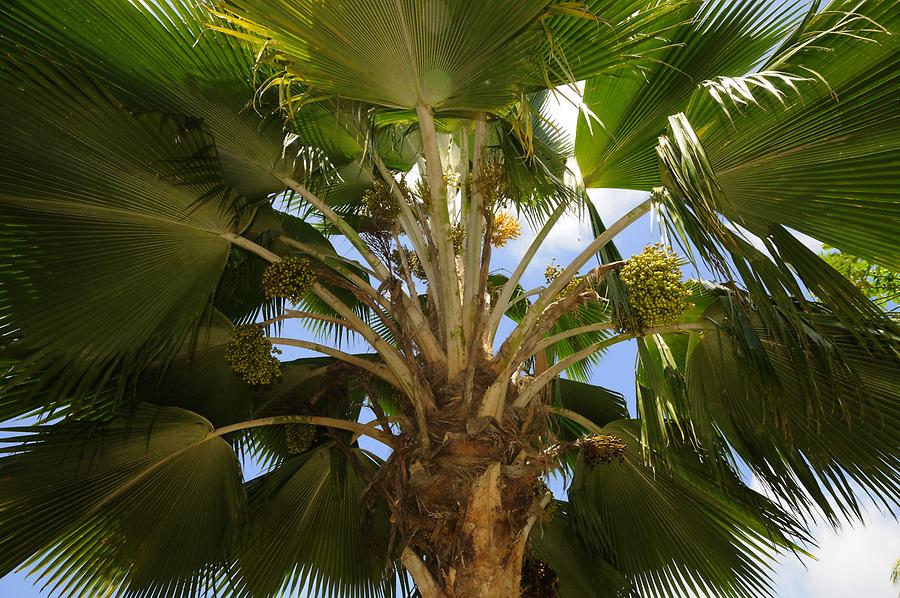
[285,423,317,455]
[579,434,627,465]
[362,179,401,228]
[616,243,691,332]
[544,263,582,297]
[261,256,316,304]
[224,325,281,385]
[391,247,427,280]
[520,559,560,598]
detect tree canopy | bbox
[0,1,898,597]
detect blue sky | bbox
[2,89,898,598]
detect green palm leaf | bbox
[232,447,394,598]
[576,0,809,189]
[569,419,808,598]
[527,509,629,598]
[0,0,313,200]
[207,0,685,112]
[659,0,900,269]
[0,405,245,597]
[0,66,236,402]
[637,292,900,521]
[551,378,628,440]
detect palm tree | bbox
[0,0,897,596]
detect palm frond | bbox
[0,0,342,201]
[231,447,395,598]
[575,0,809,189]
[206,0,686,113]
[637,290,900,522]
[0,62,236,405]
[568,419,810,598]
[528,509,630,598]
[661,0,900,269]
[0,405,245,597]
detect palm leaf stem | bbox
[493,198,651,377]
[369,151,448,364]
[266,337,397,386]
[416,104,465,379]
[462,115,489,343]
[545,406,605,435]
[486,199,570,346]
[369,149,437,292]
[256,310,348,330]
[401,548,444,598]
[223,231,415,382]
[222,232,281,262]
[351,114,451,366]
[530,322,617,356]
[211,414,397,447]
[276,236,390,307]
[514,322,711,408]
[308,283,417,389]
[281,176,392,281]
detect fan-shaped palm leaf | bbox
[569,419,809,598]
[0,64,237,403]
[659,0,900,269]
[231,447,394,598]
[0,405,245,597]
[637,291,900,522]
[575,0,810,189]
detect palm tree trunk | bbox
[402,460,535,598]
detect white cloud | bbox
[772,512,900,598]
[587,187,650,224]
[749,476,900,598]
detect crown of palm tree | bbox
[0,1,897,597]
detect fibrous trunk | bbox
[394,410,545,598]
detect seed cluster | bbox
[362,179,401,229]
[490,211,521,248]
[520,559,560,598]
[225,325,281,385]
[450,223,467,254]
[578,434,627,465]
[472,160,507,208]
[544,263,582,297]
[285,423,317,455]
[615,243,691,333]
[391,247,427,280]
[261,256,316,304]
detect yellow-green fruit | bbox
[391,247,427,280]
[450,223,466,254]
[362,179,400,228]
[472,160,507,208]
[491,211,521,248]
[224,325,281,386]
[578,434,627,465]
[520,559,560,598]
[544,263,582,297]
[616,243,691,332]
[285,423,317,455]
[261,256,316,304]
